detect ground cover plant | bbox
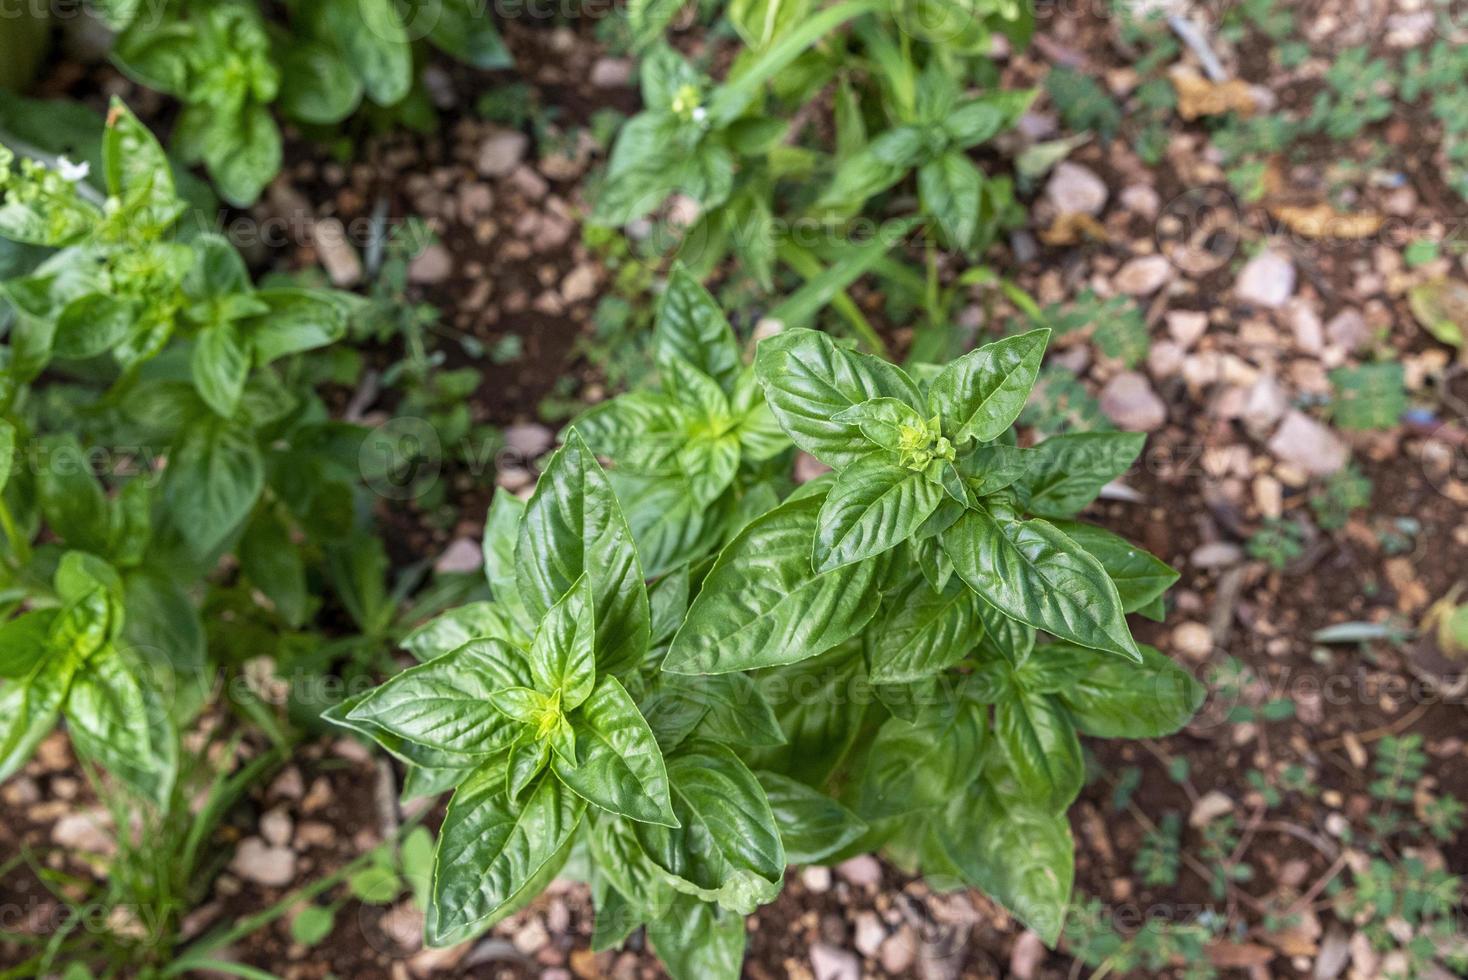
[328,269,1204,975]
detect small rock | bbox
[811,943,860,980]
[435,537,484,575]
[260,807,293,848]
[1,776,40,805]
[1191,542,1243,568]
[1166,310,1209,348]
[1189,790,1235,828]
[230,837,297,887]
[800,865,832,893]
[52,809,114,854]
[1241,375,1290,432]
[1119,184,1160,219]
[560,263,598,304]
[314,218,362,288]
[1314,925,1350,979]
[1114,255,1172,295]
[879,928,917,975]
[269,766,304,800]
[835,854,883,888]
[512,917,550,954]
[1267,411,1348,476]
[590,57,634,87]
[1172,621,1214,660]
[477,129,530,178]
[1289,301,1324,353]
[854,912,887,957]
[1235,251,1296,308]
[380,902,425,952]
[1099,371,1167,431]
[1325,308,1371,352]
[1010,931,1046,980]
[408,243,454,285]
[1045,161,1108,216]
[504,423,554,460]
[509,165,549,200]
[794,452,832,484]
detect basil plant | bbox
[330,268,1203,974]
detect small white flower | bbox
[57,156,91,183]
[691,107,708,125]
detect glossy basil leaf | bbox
[591,867,644,952]
[755,328,923,469]
[859,699,987,819]
[36,434,112,554]
[866,574,982,684]
[610,470,732,580]
[1013,432,1145,520]
[1052,521,1179,614]
[756,770,868,864]
[278,40,362,124]
[319,0,412,106]
[830,397,926,454]
[815,454,945,572]
[927,329,1049,445]
[0,611,56,679]
[427,764,586,946]
[554,675,678,827]
[666,492,882,674]
[919,151,984,251]
[975,600,1035,665]
[730,367,789,462]
[482,488,535,633]
[54,293,132,360]
[993,688,1083,812]
[938,782,1074,945]
[164,419,263,557]
[248,288,354,364]
[239,508,308,627]
[516,431,650,677]
[344,640,532,762]
[1041,642,1204,739]
[427,0,513,70]
[101,98,176,224]
[648,565,691,646]
[956,444,1033,497]
[657,266,741,393]
[633,741,785,914]
[641,672,784,752]
[942,503,1142,662]
[589,814,676,916]
[402,603,524,662]
[647,893,746,980]
[529,575,596,711]
[66,651,176,803]
[0,648,79,783]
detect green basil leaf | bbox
[66,650,176,803]
[278,41,363,124]
[756,770,867,864]
[0,611,56,679]
[191,322,250,418]
[815,454,945,572]
[927,328,1049,445]
[591,870,644,953]
[610,471,732,580]
[164,419,263,557]
[319,0,412,106]
[641,672,785,752]
[101,98,176,224]
[665,491,882,674]
[402,602,525,662]
[648,565,691,647]
[1042,642,1204,738]
[239,509,309,627]
[516,431,650,677]
[755,328,922,469]
[589,814,675,916]
[633,741,785,914]
[37,433,112,553]
[0,419,13,494]
[482,488,535,634]
[830,396,926,454]
[0,652,76,783]
[345,639,532,761]
[943,97,1011,148]
[938,782,1073,945]
[529,575,596,710]
[1013,432,1145,520]
[53,293,133,360]
[427,0,513,69]
[1052,521,1179,614]
[647,894,746,980]
[918,152,984,252]
[866,574,981,684]
[859,699,987,819]
[427,764,586,946]
[205,102,281,208]
[554,674,677,827]
[744,645,867,787]
[247,288,354,364]
[942,503,1142,662]
[993,688,1083,812]
[657,266,741,393]
[956,443,1033,496]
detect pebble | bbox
[560,263,599,303]
[1113,254,1172,295]
[512,916,550,954]
[590,57,634,87]
[1235,251,1296,308]
[509,165,549,200]
[1166,310,1209,349]
[260,807,293,848]
[1119,184,1160,219]
[407,243,455,285]
[853,911,886,957]
[52,809,115,855]
[1267,410,1348,476]
[229,837,297,887]
[879,927,917,974]
[1099,371,1167,431]
[1241,375,1290,432]
[476,129,530,178]
[1324,308,1371,352]
[504,423,555,460]
[1010,931,1046,980]
[1288,300,1323,353]
[835,854,883,888]
[1191,542,1243,568]
[1045,161,1108,216]
[314,218,363,288]
[435,537,484,575]
[810,942,860,980]
[800,865,832,893]
[1189,790,1235,828]
[1172,621,1214,660]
